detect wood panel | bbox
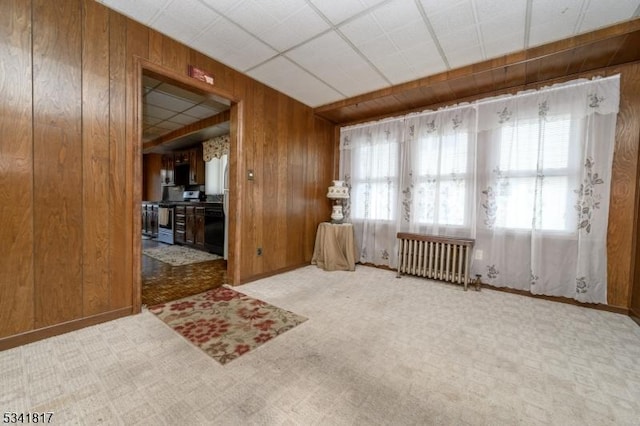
[0,0,34,338]
[607,64,640,308]
[108,9,129,310]
[82,0,111,316]
[0,0,338,345]
[32,0,83,327]
[142,154,163,201]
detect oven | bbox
[157,204,175,245]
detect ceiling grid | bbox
[98,0,640,108]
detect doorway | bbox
[135,61,239,309]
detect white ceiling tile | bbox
[309,0,387,25]
[167,114,201,126]
[248,57,343,107]
[190,19,277,71]
[419,0,470,19]
[579,0,640,32]
[473,0,527,23]
[150,0,222,43]
[483,35,526,59]
[446,45,485,69]
[223,0,330,51]
[428,0,477,37]
[97,0,171,24]
[287,31,388,97]
[438,26,480,54]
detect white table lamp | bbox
[327,180,349,223]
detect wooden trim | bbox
[235,262,310,285]
[141,59,239,104]
[631,307,640,327]
[479,283,629,315]
[363,262,629,315]
[0,307,132,351]
[315,19,640,118]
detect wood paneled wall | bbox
[143,154,163,202]
[0,0,335,347]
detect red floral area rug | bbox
[148,286,307,365]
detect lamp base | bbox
[330,204,344,223]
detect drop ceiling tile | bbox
[190,18,277,71]
[150,0,221,43]
[473,0,527,23]
[143,116,162,126]
[167,114,201,126]
[184,104,221,119]
[428,1,477,37]
[145,105,178,120]
[287,31,388,97]
[529,0,583,46]
[157,84,205,104]
[483,34,526,59]
[446,44,485,69]
[156,121,184,131]
[438,26,481,55]
[223,0,330,51]
[96,0,171,24]
[309,0,387,25]
[248,56,343,107]
[579,0,640,32]
[145,90,199,113]
[419,0,470,20]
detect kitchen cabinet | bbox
[188,146,205,185]
[161,154,174,186]
[175,205,186,244]
[185,206,195,244]
[195,207,205,247]
[141,202,158,236]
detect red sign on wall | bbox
[188,65,215,85]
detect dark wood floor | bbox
[142,238,227,306]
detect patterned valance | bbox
[203,134,230,162]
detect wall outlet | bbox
[475,249,483,260]
[256,247,262,256]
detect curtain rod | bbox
[341,74,620,131]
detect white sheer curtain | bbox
[340,75,620,304]
[473,77,620,303]
[340,119,403,266]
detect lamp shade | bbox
[327,180,349,199]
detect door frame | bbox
[132,58,243,313]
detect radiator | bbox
[396,232,475,290]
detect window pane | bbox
[538,176,570,231]
[541,118,570,170]
[495,177,535,229]
[500,121,538,172]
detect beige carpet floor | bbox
[2,265,640,425]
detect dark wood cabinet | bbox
[188,146,205,185]
[175,205,186,244]
[161,154,174,186]
[185,205,195,244]
[141,202,158,236]
[195,207,205,247]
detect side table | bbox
[311,222,358,271]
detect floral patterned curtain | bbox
[203,135,230,162]
[340,75,620,304]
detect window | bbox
[413,132,470,226]
[493,116,577,232]
[349,141,399,221]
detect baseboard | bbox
[630,307,640,327]
[476,283,629,315]
[0,307,133,351]
[236,262,311,285]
